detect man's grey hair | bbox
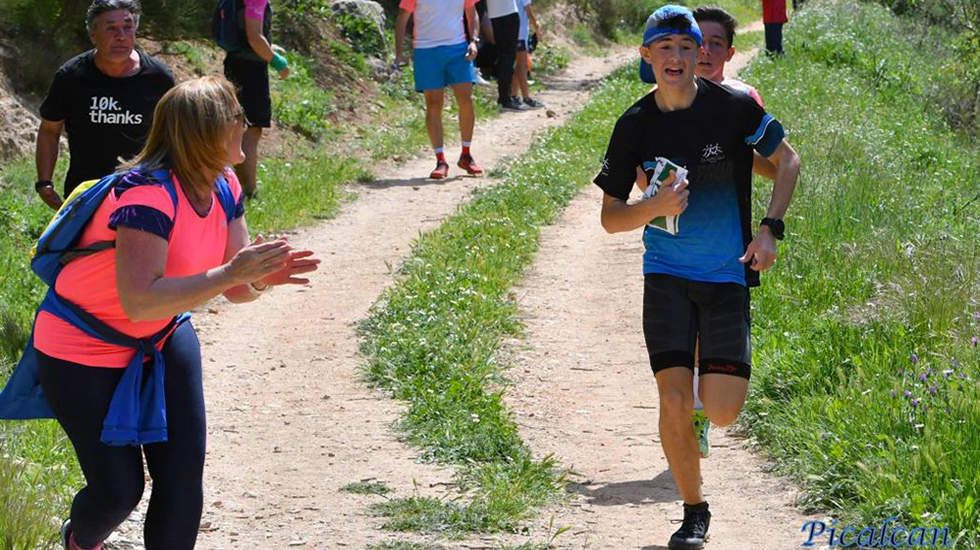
[86,0,142,33]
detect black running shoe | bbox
[499,97,527,111]
[668,501,711,550]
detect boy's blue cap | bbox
[639,4,703,84]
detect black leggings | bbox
[490,12,520,102]
[38,322,206,550]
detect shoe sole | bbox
[430,164,450,179]
[457,161,483,176]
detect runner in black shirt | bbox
[35,0,174,210]
[593,5,800,549]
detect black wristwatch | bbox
[35,180,54,192]
[760,217,785,240]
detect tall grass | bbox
[738,1,978,545]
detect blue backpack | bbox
[212,0,273,53]
[212,0,244,52]
[0,168,236,446]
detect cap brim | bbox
[639,59,656,84]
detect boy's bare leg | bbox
[654,367,703,504]
[699,373,748,427]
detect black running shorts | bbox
[642,273,752,380]
[224,54,272,128]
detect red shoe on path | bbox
[429,162,450,179]
[457,154,484,176]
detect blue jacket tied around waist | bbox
[0,167,235,446]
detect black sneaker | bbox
[668,502,710,550]
[522,97,545,109]
[499,97,527,111]
[60,519,72,550]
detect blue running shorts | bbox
[413,42,477,92]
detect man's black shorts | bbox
[224,54,272,128]
[642,273,752,380]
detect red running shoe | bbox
[457,154,484,176]
[429,162,450,179]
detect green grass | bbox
[733,30,763,54]
[162,41,209,76]
[736,1,978,546]
[270,51,341,140]
[244,145,370,234]
[357,64,650,536]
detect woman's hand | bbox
[225,236,293,285]
[256,248,321,287]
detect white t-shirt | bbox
[518,0,532,40]
[486,0,518,19]
[400,0,478,49]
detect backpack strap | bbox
[149,168,180,215]
[214,172,238,223]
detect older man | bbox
[35,0,174,210]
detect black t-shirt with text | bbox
[40,49,175,195]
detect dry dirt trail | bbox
[500,29,814,549]
[103,46,634,549]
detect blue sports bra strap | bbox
[214,173,237,223]
[148,167,179,213]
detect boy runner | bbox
[688,5,778,457]
[395,0,485,179]
[593,5,800,549]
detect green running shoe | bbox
[692,409,710,458]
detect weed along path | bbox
[502,34,812,548]
[97,47,634,549]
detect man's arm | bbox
[35,118,64,210]
[465,5,480,60]
[600,172,689,234]
[739,139,801,270]
[244,15,289,79]
[394,9,412,65]
[527,4,540,35]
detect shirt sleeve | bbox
[747,86,763,108]
[465,0,479,8]
[242,0,268,20]
[399,0,416,12]
[593,116,641,201]
[38,69,71,122]
[108,184,175,240]
[740,94,785,158]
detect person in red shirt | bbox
[761,0,787,54]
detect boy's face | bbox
[695,20,734,83]
[640,34,698,88]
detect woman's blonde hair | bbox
[122,76,241,199]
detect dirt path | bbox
[500,31,812,549]
[101,47,633,549]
